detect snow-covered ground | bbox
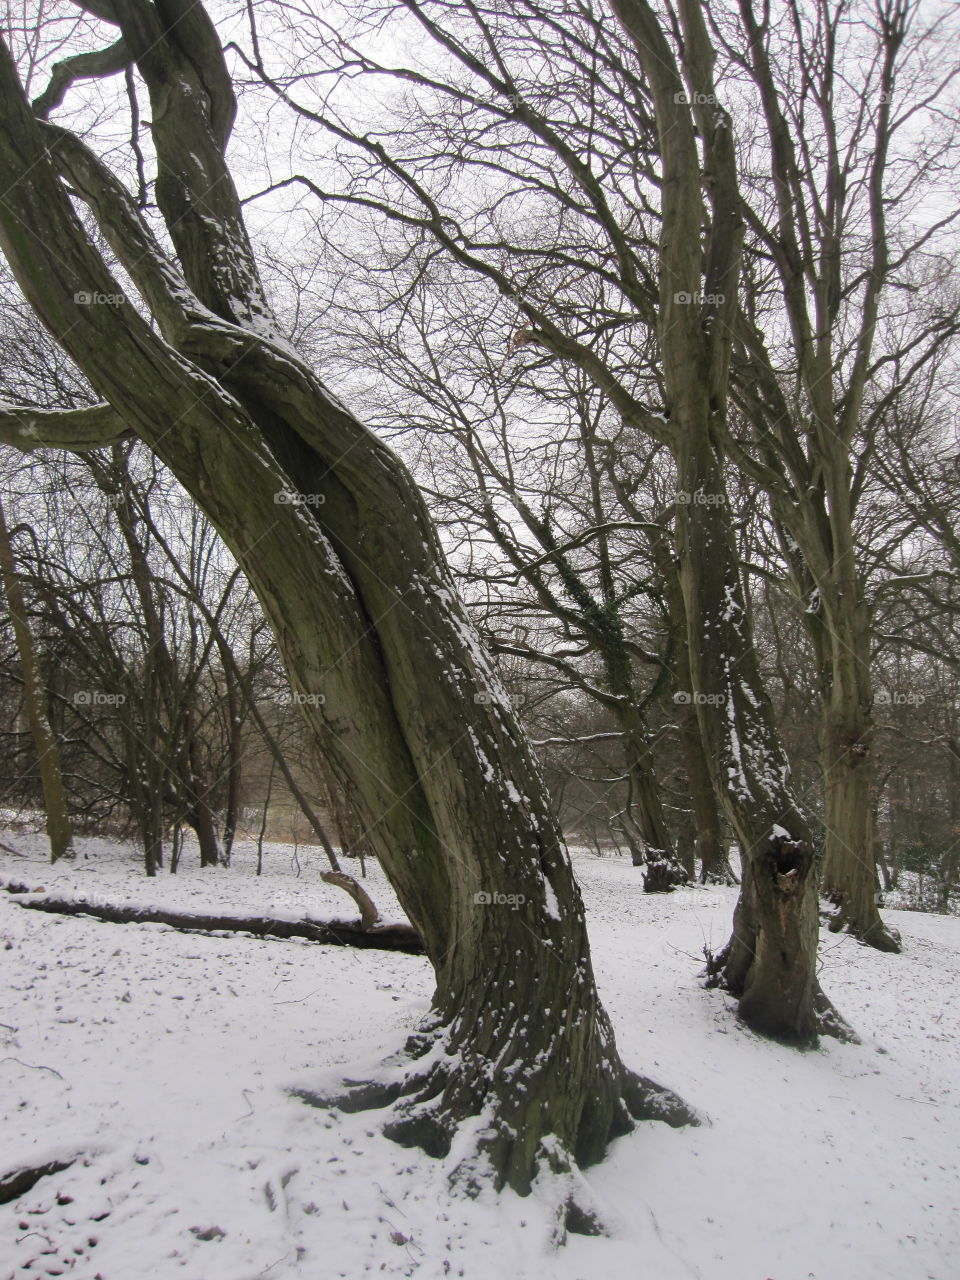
[1,832,957,1280]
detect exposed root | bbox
[849,919,902,954]
[290,1019,699,1213]
[704,941,862,1047]
[534,1136,608,1244]
[822,894,902,954]
[700,858,739,886]
[291,1077,406,1114]
[621,1070,702,1127]
[813,987,861,1044]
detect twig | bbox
[0,1056,64,1080]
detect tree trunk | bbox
[0,20,694,1203]
[185,740,222,867]
[937,737,960,911]
[649,520,731,884]
[684,717,731,885]
[676,423,832,1042]
[0,498,74,862]
[220,645,243,864]
[611,0,849,1043]
[818,542,900,951]
[820,699,900,949]
[613,705,688,890]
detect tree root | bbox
[621,1069,700,1126]
[830,915,902,953]
[821,894,902,953]
[290,1021,700,1230]
[704,942,861,1045]
[813,987,861,1044]
[535,1135,608,1245]
[2,885,423,953]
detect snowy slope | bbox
[1,835,957,1280]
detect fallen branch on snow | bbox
[1,884,423,954]
[0,1157,78,1205]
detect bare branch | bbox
[31,39,129,119]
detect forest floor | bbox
[0,831,957,1280]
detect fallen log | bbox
[4,890,424,954]
[0,1157,77,1205]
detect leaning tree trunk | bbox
[0,15,693,1206]
[0,498,74,861]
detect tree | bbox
[0,2,692,1209]
[711,0,960,950]
[608,0,839,1042]
[0,487,73,860]
[0,438,267,873]
[253,0,848,1040]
